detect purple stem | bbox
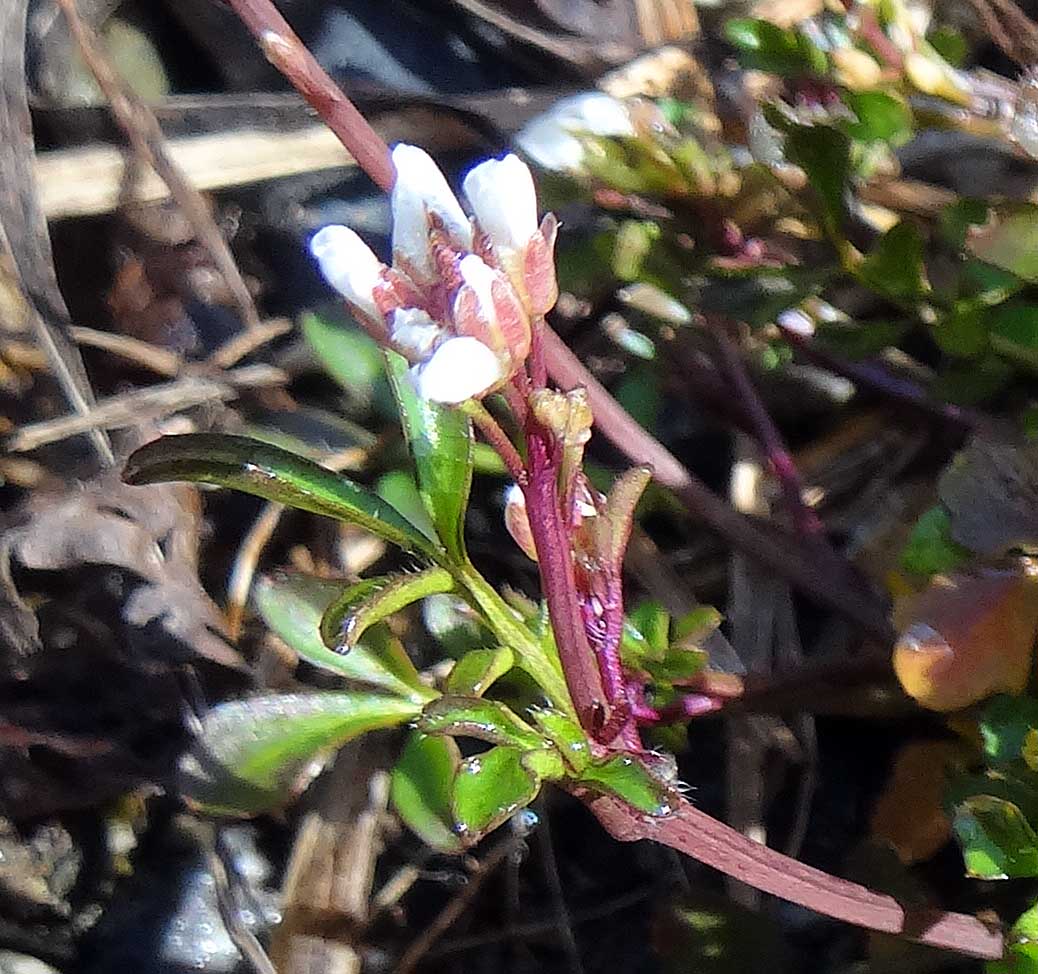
[523,426,613,740]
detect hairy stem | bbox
[582,790,1004,960]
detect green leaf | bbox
[419,695,546,750]
[178,692,421,816]
[840,91,912,144]
[446,647,515,696]
[530,708,591,773]
[301,311,389,414]
[628,601,671,660]
[935,305,989,359]
[785,125,851,240]
[452,745,540,840]
[968,204,1038,282]
[254,571,431,702]
[319,568,455,652]
[857,222,929,301]
[899,506,970,576]
[577,755,676,816]
[814,319,907,359]
[724,18,827,76]
[980,696,1038,765]
[991,303,1038,371]
[385,351,474,561]
[952,795,1038,878]
[375,470,438,542]
[124,434,438,558]
[391,731,463,853]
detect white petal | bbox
[463,154,538,254]
[515,116,586,173]
[416,336,503,403]
[504,483,525,509]
[563,92,637,137]
[309,225,384,319]
[390,307,442,360]
[391,144,473,282]
[458,254,499,323]
[516,93,635,173]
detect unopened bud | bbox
[504,484,538,561]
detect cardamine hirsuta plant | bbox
[121,0,1006,961]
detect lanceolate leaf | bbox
[419,695,546,750]
[385,351,474,561]
[445,647,515,696]
[452,745,541,841]
[254,571,431,702]
[319,567,455,652]
[178,692,421,816]
[391,731,463,853]
[124,434,438,558]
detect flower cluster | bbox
[310,146,558,404]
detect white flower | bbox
[415,336,503,404]
[390,307,442,360]
[391,144,473,282]
[309,225,384,321]
[516,93,635,173]
[463,154,538,257]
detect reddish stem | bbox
[225,0,395,192]
[707,319,827,542]
[523,426,611,738]
[583,790,1003,960]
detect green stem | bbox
[452,560,574,718]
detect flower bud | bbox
[463,155,539,263]
[893,568,1038,712]
[504,483,538,561]
[309,225,387,330]
[452,254,531,372]
[415,336,504,404]
[464,155,558,317]
[391,144,473,284]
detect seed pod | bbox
[893,567,1038,712]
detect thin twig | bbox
[56,0,261,331]
[460,399,527,483]
[6,364,285,452]
[226,501,285,642]
[208,830,278,974]
[69,325,182,377]
[395,832,521,974]
[209,317,293,369]
[707,320,827,543]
